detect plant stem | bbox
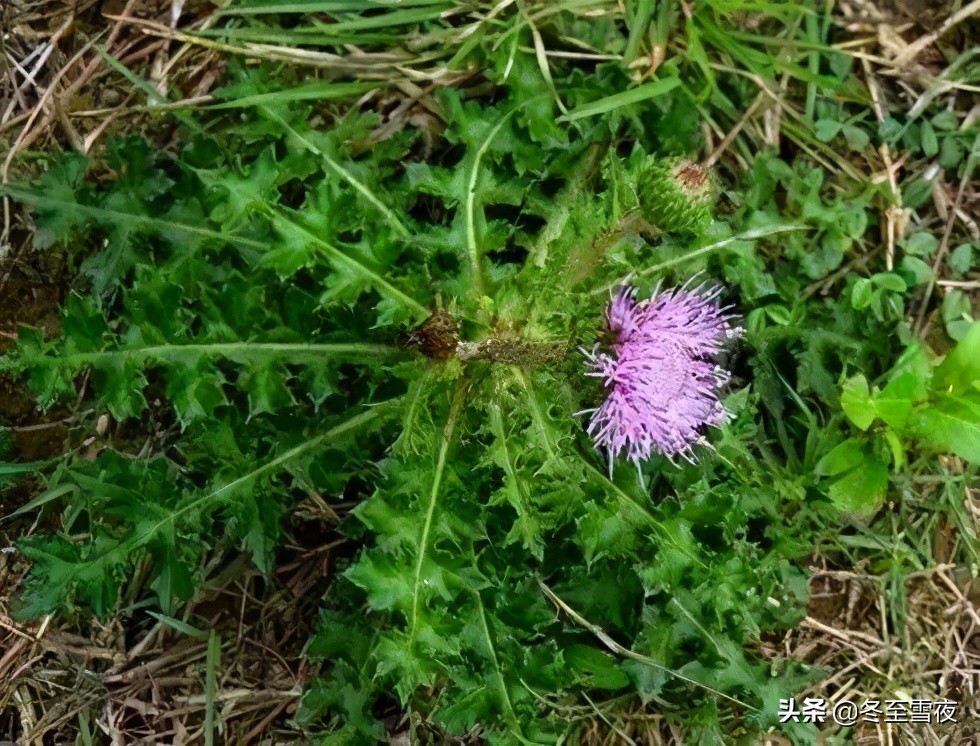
[455,336,564,365]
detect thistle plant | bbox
[3,2,977,744]
[3,29,926,745]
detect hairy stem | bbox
[456,337,564,366]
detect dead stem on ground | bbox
[775,560,980,745]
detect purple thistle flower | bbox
[583,284,741,466]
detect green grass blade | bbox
[592,224,811,294]
[559,77,681,122]
[623,0,654,64]
[409,384,463,645]
[1,483,75,523]
[466,109,519,296]
[207,81,376,109]
[94,46,203,134]
[215,0,450,15]
[147,611,210,640]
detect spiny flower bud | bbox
[637,157,715,235]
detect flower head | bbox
[584,284,741,465]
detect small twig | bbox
[0,32,61,125]
[802,252,875,299]
[892,0,980,68]
[539,580,759,711]
[936,569,980,628]
[1,49,42,123]
[0,617,35,642]
[0,24,101,295]
[0,412,87,433]
[582,691,638,746]
[861,55,906,271]
[704,91,766,168]
[914,143,976,337]
[938,280,980,289]
[815,649,892,691]
[801,616,900,653]
[240,696,295,743]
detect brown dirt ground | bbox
[0,247,72,526]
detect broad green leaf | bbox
[870,272,906,293]
[949,244,973,275]
[911,391,980,464]
[564,645,631,690]
[904,232,939,257]
[814,119,842,142]
[934,322,980,395]
[840,374,874,430]
[902,178,934,209]
[851,278,873,309]
[920,121,939,156]
[900,255,934,285]
[1,483,75,522]
[842,124,870,151]
[875,372,919,430]
[815,439,865,477]
[815,439,889,514]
